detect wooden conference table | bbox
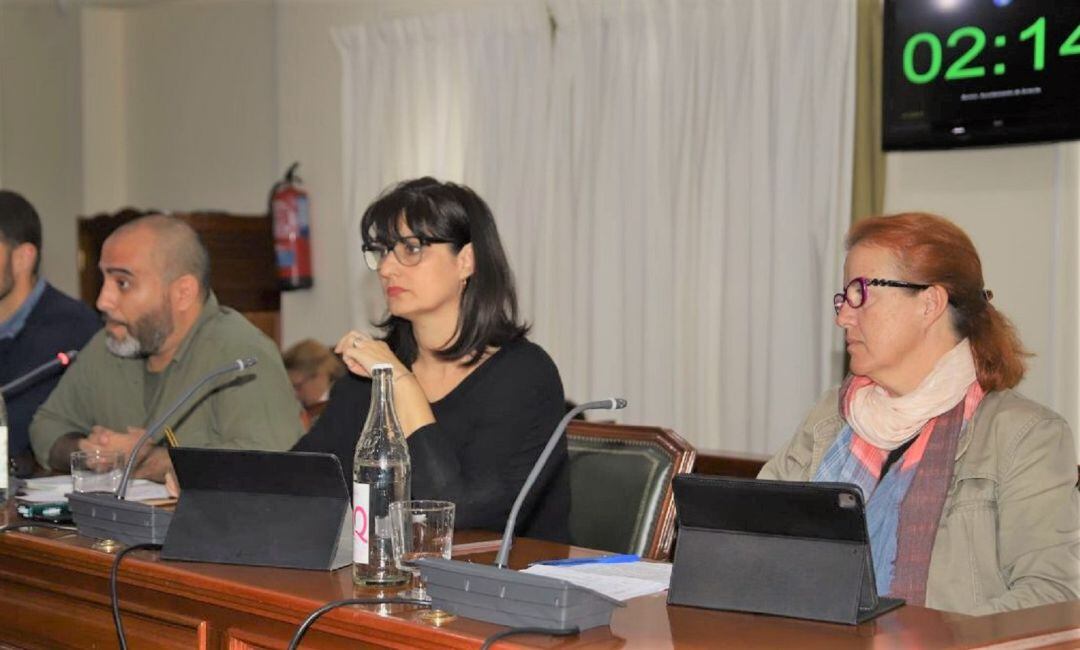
[0,511,1077,649]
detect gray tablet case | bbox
[417,557,624,630]
[69,491,173,545]
[161,448,352,570]
[668,474,904,625]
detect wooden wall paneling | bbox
[77,209,281,345]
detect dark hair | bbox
[360,177,528,366]
[0,190,42,276]
[847,212,1028,391]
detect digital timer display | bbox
[883,0,1080,150]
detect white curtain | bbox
[335,2,554,329]
[337,0,855,454]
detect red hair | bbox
[846,213,1028,391]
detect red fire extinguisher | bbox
[270,162,313,290]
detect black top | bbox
[879,434,919,483]
[0,283,100,466]
[292,338,569,543]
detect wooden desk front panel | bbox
[0,530,487,650]
[1,522,1078,649]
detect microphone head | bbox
[610,398,628,409]
[238,357,258,370]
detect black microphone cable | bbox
[111,542,162,650]
[287,597,431,649]
[0,523,151,649]
[286,597,579,650]
[480,625,580,649]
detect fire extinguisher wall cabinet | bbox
[270,162,314,290]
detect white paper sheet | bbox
[17,478,170,503]
[520,561,672,602]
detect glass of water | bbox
[70,450,124,494]
[389,500,455,601]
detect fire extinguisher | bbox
[269,162,313,290]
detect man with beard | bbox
[31,214,302,482]
[0,190,100,476]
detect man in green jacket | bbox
[31,214,302,482]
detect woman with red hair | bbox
[761,213,1079,615]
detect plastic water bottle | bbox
[0,394,8,503]
[353,363,411,586]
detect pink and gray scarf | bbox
[813,340,984,604]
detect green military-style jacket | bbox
[760,387,1080,615]
[31,293,302,466]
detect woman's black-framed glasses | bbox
[362,235,454,271]
[833,277,932,315]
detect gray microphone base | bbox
[416,557,623,630]
[68,491,172,545]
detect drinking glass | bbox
[389,500,455,601]
[70,450,124,493]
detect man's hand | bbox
[164,470,180,498]
[81,426,147,460]
[130,446,173,483]
[46,427,164,477]
[81,426,172,482]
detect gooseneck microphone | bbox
[115,357,257,499]
[70,357,257,546]
[415,397,629,632]
[495,398,628,568]
[0,350,78,398]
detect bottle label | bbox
[353,481,370,564]
[0,426,7,492]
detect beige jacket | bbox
[759,388,1080,615]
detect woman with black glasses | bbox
[760,212,1079,615]
[293,177,568,542]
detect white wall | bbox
[884,143,1080,444]
[81,7,128,213]
[273,2,364,348]
[123,0,276,212]
[0,1,83,297]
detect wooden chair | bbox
[692,449,771,479]
[564,420,696,561]
[77,209,281,345]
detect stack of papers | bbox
[18,475,171,503]
[521,560,672,602]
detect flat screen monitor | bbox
[883,0,1080,150]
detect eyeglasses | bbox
[833,277,932,315]
[361,235,453,271]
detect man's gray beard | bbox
[105,333,144,358]
[104,305,172,359]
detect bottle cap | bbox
[371,363,394,371]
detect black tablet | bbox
[162,448,352,570]
[668,474,903,625]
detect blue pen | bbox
[533,553,640,567]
